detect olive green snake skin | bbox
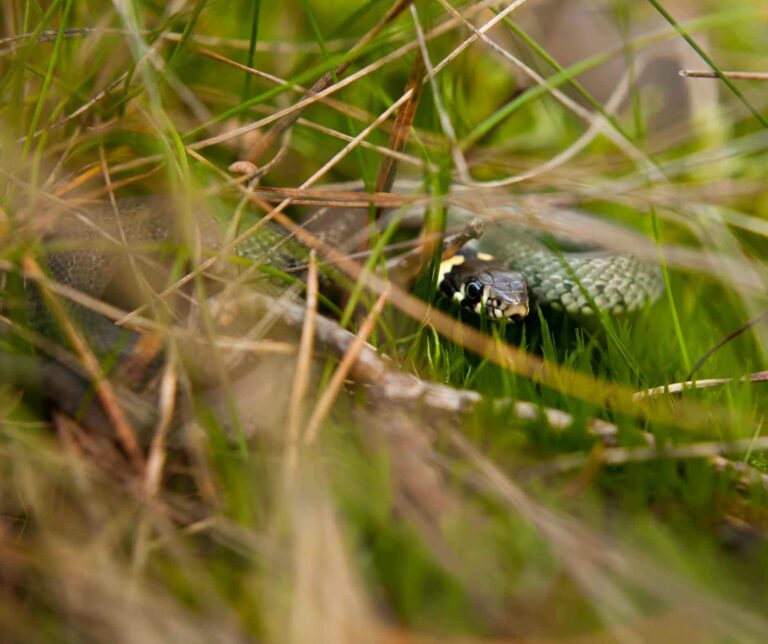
[30,197,309,353]
[1,195,662,436]
[25,195,662,353]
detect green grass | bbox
[3,0,768,641]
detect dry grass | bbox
[3,0,768,641]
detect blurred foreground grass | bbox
[3,0,768,641]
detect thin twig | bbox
[527,436,768,479]
[687,309,768,380]
[680,69,768,81]
[635,371,768,400]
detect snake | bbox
[437,222,663,321]
[1,196,663,436]
[23,197,664,341]
[10,195,665,364]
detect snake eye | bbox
[465,279,483,301]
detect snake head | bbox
[438,252,530,322]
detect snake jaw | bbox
[490,301,529,321]
[484,294,529,322]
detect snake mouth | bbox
[468,288,529,322]
[450,285,529,323]
[484,299,529,322]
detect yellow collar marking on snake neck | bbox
[437,254,465,285]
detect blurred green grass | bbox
[3,0,768,641]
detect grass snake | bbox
[27,196,664,345]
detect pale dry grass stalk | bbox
[431,0,663,183]
[466,52,643,187]
[284,251,319,483]
[144,356,179,497]
[304,289,389,444]
[274,475,381,644]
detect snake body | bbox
[4,196,663,438]
[30,198,663,345]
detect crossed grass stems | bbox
[4,0,768,638]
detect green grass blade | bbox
[241,0,262,107]
[651,206,691,373]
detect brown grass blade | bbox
[244,0,416,163]
[375,53,425,198]
[22,255,145,472]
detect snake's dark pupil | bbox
[466,280,482,300]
